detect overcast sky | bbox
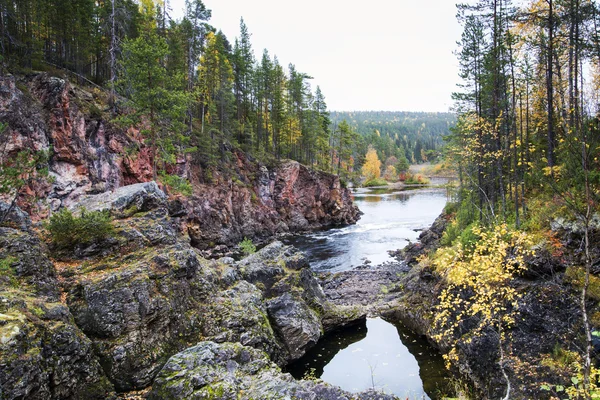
[170,0,462,112]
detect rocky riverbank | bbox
[0,182,386,399]
[0,73,360,254]
[318,210,600,399]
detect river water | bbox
[284,183,454,399]
[285,183,449,272]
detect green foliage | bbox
[363,178,387,187]
[395,156,410,174]
[0,256,19,288]
[0,149,49,198]
[158,172,193,196]
[239,237,256,255]
[403,173,430,185]
[118,29,190,178]
[45,208,115,250]
[330,111,455,165]
[564,267,600,302]
[540,347,600,399]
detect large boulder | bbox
[66,243,217,391]
[69,181,166,217]
[201,281,284,363]
[266,292,322,361]
[149,341,399,400]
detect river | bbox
[284,183,453,399]
[285,182,449,272]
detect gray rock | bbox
[149,341,399,400]
[0,201,31,231]
[70,181,166,218]
[202,281,284,362]
[0,206,113,399]
[237,241,309,292]
[267,292,322,361]
[0,225,58,299]
[67,244,216,391]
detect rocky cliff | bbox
[0,182,371,399]
[0,73,360,251]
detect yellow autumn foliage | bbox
[361,146,382,181]
[432,224,534,366]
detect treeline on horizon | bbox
[331,111,456,165]
[0,0,449,185]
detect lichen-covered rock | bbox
[66,243,217,391]
[235,241,365,361]
[70,181,166,217]
[201,281,284,363]
[267,292,322,361]
[0,205,113,399]
[236,241,310,293]
[149,341,399,400]
[0,227,59,298]
[0,202,32,231]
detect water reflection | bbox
[287,318,453,399]
[285,186,448,271]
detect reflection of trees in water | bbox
[358,195,383,203]
[356,193,412,204]
[388,319,454,399]
[285,319,368,379]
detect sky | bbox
[170,0,463,112]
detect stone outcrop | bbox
[186,155,361,252]
[0,72,365,398]
[0,203,114,399]
[0,73,360,251]
[46,183,363,393]
[149,341,399,400]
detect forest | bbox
[432,0,600,397]
[331,111,455,165]
[0,0,450,188]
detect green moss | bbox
[201,383,226,399]
[29,306,44,318]
[0,256,19,289]
[564,266,600,301]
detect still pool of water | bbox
[284,185,449,272]
[286,317,453,399]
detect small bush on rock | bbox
[46,208,114,249]
[239,237,256,255]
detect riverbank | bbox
[317,203,598,399]
[0,182,390,399]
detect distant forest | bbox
[330,111,456,165]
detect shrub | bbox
[0,256,19,288]
[404,173,430,185]
[239,237,256,255]
[159,172,193,196]
[363,177,388,187]
[46,208,114,250]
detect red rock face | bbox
[185,153,360,251]
[0,73,152,217]
[0,73,360,243]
